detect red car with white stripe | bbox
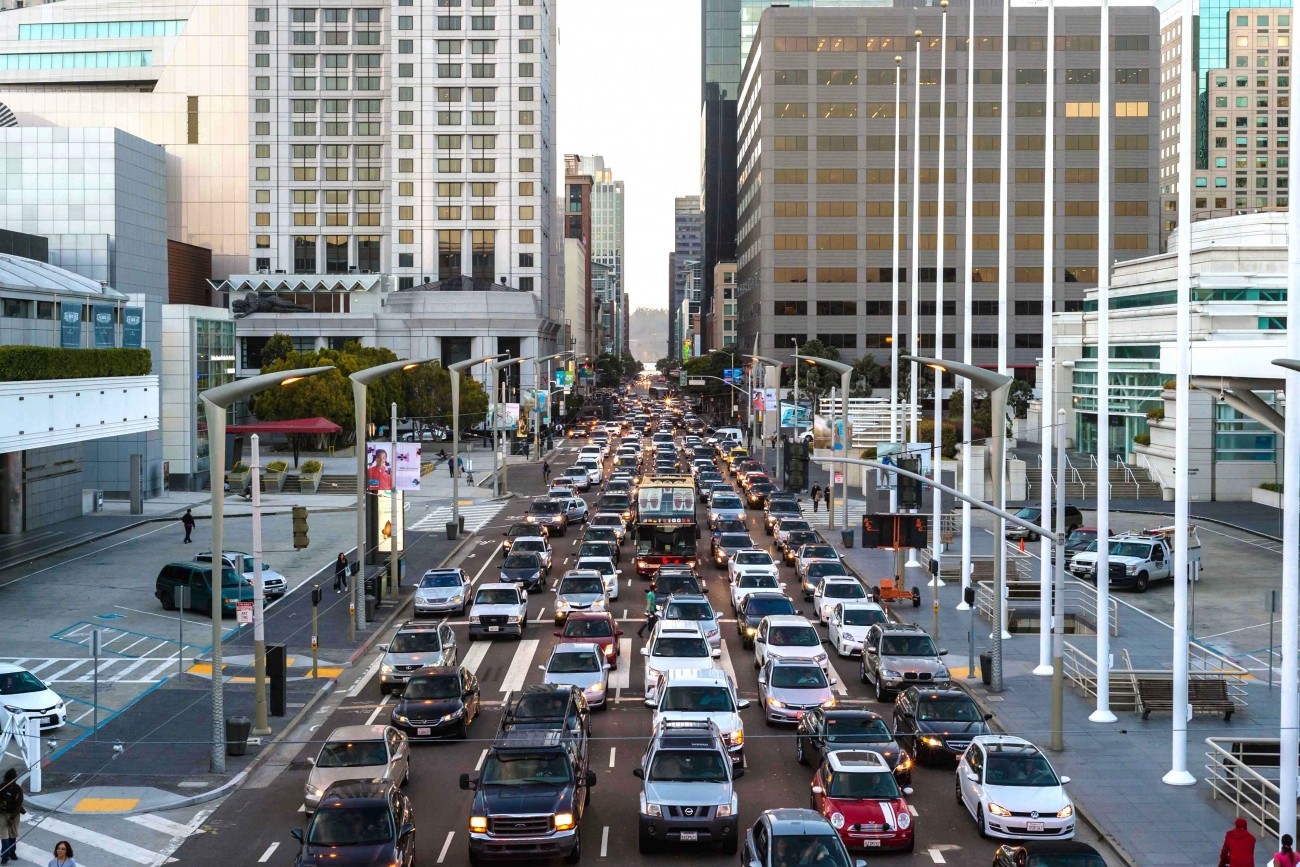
[809,750,915,853]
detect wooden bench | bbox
[1136,677,1236,721]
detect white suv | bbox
[641,621,720,700]
[753,615,830,673]
[646,668,749,774]
[467,583,529,641]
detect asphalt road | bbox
[172,435,1113,867]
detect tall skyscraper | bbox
[578,155,625,354]
[670,195,703,360]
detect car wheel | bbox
[638,830,655,854]
[976,804,989,839]
[796,737,808,765]
[380,684,390,697]
[467,632,476,643]
[903,835,915,854]
[1027,531,1040,542]
[874,674,888,703]
[160,593,176,612]
[955,774,963,805]
[859,660,869,684]
[468,849,483,867]
[1135,571,1150,592]
[564,827,582,864]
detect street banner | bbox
[723,369,735,384]
[93,304,116,348]
[366,440,422,490]
[376,490,404,553]
[59,302,82,348]
[875,442,932,490]
[779,402,813,428]
[123,306,144,348]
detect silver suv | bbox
[379,621,458,695]
[858,623,950,702]
[635,719,739,855]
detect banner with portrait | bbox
[366,441,422,490]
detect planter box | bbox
[1252,486,1283,509]
[225,470,249,491]
[263,470,287,493]
[299,472,322,494]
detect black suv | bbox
[460,728,596,864]
[656,566,704,600]
[501,684,590,739]
[891,686,992,765]
[292,779,415,867]
[735,592,797,649]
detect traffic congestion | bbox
[272,380,1110,867]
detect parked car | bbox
[1005,504,1084,541]
[155,561,252,617]
[956,735,1075,840]
[304,724,410,813]
[389,665,481,740]
[195,550,287,599]
[992,841,1106,866]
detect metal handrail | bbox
[1061,452,1085,496]
[974,577,1120,637]
[1116,460,1141,499]
[1138,453,1166,492]
[1205,738,1285,840]
[1059,640,1251,711]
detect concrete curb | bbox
[1109,507,1282,544]
[955,682,1141,867]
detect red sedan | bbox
[553,611,624,668]
[810,750,915,853]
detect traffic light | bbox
[785,440,808,489]
[292,505,309,549]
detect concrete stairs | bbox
[1025,464,1147,502]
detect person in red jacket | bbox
[1219,817,1256,867]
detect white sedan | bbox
[0,663,66,730]
[957,735,1075,840]
[826,600,887,657]
[725,548,780,586]
[813,576,869,623]
[730,571,783,612]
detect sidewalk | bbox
[827,529,1278,866]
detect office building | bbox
[1158,1,1292,237]
[563,155,595,354]
[670,195,703,360]
[577,155,625,355]
[711,261,737,350]
[561,237,590,359]
[735,3,1161,377]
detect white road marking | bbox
[928,848,946,864]
[607,640,633,690]
[907,804,919,816]
[30,815,161,864]
[499,640,538,694]
[365,695,391,725]
[600,825,610,858]
[348,656,383,697]
[608,747,616,769]
[830,658,849,696]
[437,831,455,864]
[475,748,488,771]
[258,842,280,863]
[471,547,502,586]
[719,639,737,684]
[126,813,193,837]
[461,641,491,674]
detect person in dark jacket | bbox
[1219,816,1256,867]
[0,767,24,864]
[810,484,822,513]
[333,552,349,593]
[181,509,196,543]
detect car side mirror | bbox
[644,698,655,708]
[711,648,722,659]
[615,629,624,636]
[537,665,546,672]
[737,699,751,709]
[756,675,766,685]
[553,631,562,638]
[811,785,823,795]
[459,773,476,791]
[400,822,415,838]
[291,828,303,843]
[903,786,914,796]
[939,649,949,656]
[633,768,644,779]
[378,644,389,652]
[640,647,650,656]
[984,713,994,721]
[1060,776,1071,784]
[585,770,598,787]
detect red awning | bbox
[226,417,343,435]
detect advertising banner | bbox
[874,442,932,490]
[123,306,144,348]
[376,490,404,553]
[93,305,116,348]
[366,441,422,491]
[59,302,82,348]
[779,402,813,428]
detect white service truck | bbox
[1069,526,1202,592]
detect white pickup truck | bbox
[1069,528,1202,592]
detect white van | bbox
[709,428,743,447]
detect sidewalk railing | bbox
[1061,640,1251,713]
[1138,453,1167,493]
[976,578,1120,637]
[1116,460,1142,498]
[1204,737,1287,839]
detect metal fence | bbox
[974,577,1120,638]
[1061,641,1251,714]
[1204,737,1290,841]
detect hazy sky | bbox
[556,0,702,314]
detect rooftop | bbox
[0,252,125,298]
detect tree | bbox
[1008,379,1034,419]
[849,354,883,398]
[260,332,294,367]
[894,356,933,409]
[789,340,842,402]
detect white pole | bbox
[910,27,923,445]
[250,434,270,735]
[931,0,950,595]
[891,51,903,519]
[995,0,1011,641]
[1090,0,1117,725]
[389,402,399,597]
[957,0,974,613]
[1163,0,1197,785]
[1034,0,1057,677]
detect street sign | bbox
[688,378,706,386]
[236,601,254,624]
[723,369,734,384]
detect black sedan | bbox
[992,841,1107,866]
[746,481,777,509]
[292,780,415,867]
[390,666,480,740]
[499,553,546,591]
[890,686,992,765]
[794,707,913,787]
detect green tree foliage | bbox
[918,417,961,459]
[260,332,295,367]
[788,340,841,401]
[1007,380,1034,419]
[894,356,934,407]
[849,354,883,398]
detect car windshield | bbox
[714,520,746,534]
[841,608,885,627]
[1110,541,1156,559]
[917,698,985,722]
[0,671,47,695]
[511,692,570,721]
[316,739,387,768]
[768,625,819,647]
[785,533,817,548]
[735,552,772,566]
[720,534,752,549]
[802,546,837,560]
[563,618,613,638]
[745,597,796,618]
[420,572,462,589]
[771,834,851,867]
[548,652,601,674]
[713,495,742,509]
[404,675,461,700]
[665,601,713,622]
[503,555,541,570]
[1015,508,1043,521]
[985,752,1060,787]
[585,529,617,543]
[660,685,735,712]
[739,574,780,589]
[780,521,812,533]
[560,577,605,595]
[388,631,441,653]
[648,749,729,782]
[577,560,613,576]
[880,635,939,656]
[307,804,394,846]
[652,637,709,658]
[824,582,865,599]
[807,563,848,579]
[769,665,827,689]
[826,716,892,743]
[481,754,573,786]
[592,515,621,526]
[827,771,901,800]
[475,589,520,605]
[511,541,545,554]
[579,543,613,558]
[601,495,631,509]
[532,502,562,515]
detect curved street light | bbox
[491,356,535,496]
[799,356,852,532]
[450,354,507,529]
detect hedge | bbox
[300,459,323,474]
[0,346,152,381]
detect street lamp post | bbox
[200,364,332,773]
[534,352,572,461]
[958,0,975,614]
[1273,359,1300,834]
[492,356,534,497]
[746,353,786,482]
[931,0,950,604]
[905,355,1012,690]
[451,354,507,530]
[790,338,801,446]
[349,358,438,633]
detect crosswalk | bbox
[802,498,866,528]
[0,657,179,685]
[14,806,209,867]
[409,501,507,535]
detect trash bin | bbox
[979,652,993,686]
[840,529,854,549]
[93,490,104,512]
[364,596,377,621]
[446,521,458,540]
[225,715,252,756]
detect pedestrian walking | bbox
[810,484,822,513]
[0,767,24,865]
[1219,817,1256,867]
[824,486,834,517]
[180,509,195,543]
[47,840,76,867]
[636,585,658,638]
[542,461,551,485]
[447,456,455,477]
[333,552,349,593]
[1273,835,1299,867]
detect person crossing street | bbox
[542,461,551,485]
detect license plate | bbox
[1027,822,1044,832]
[488,626,500,633]
[864,840,881,847]
[417,727,431,736]
[679,832,698,842]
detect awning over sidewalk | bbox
[226,417,342,435]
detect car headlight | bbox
[1057,804,1073,819]
[881,669,901,680]
[392,713,409,724]
[745,626,757,636]
[305,784,325,799]
[554,811,577,831]
[814,652,828,664]
[921,736,945,748]
[729,730,744,747]
[441,708,466,722]
[380,664,394,674]
[821,697,837,708]
[830,812,845,829]
[897,753,913,770]
[644,803,662,818]
[498,572,509,582]
[988,802,1012,817]
[602,644,615,655]
[470,816,488,833]
[469,615,481,624]
[896,810,912,830]
[717,803,733,818]
[766,697,785,708]
[558,600,571,609]
[508,614,522,623]
[587,682,605,694]
[449,595,463,604]
[1126,565,1138,575]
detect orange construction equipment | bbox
[872,576,922,608]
